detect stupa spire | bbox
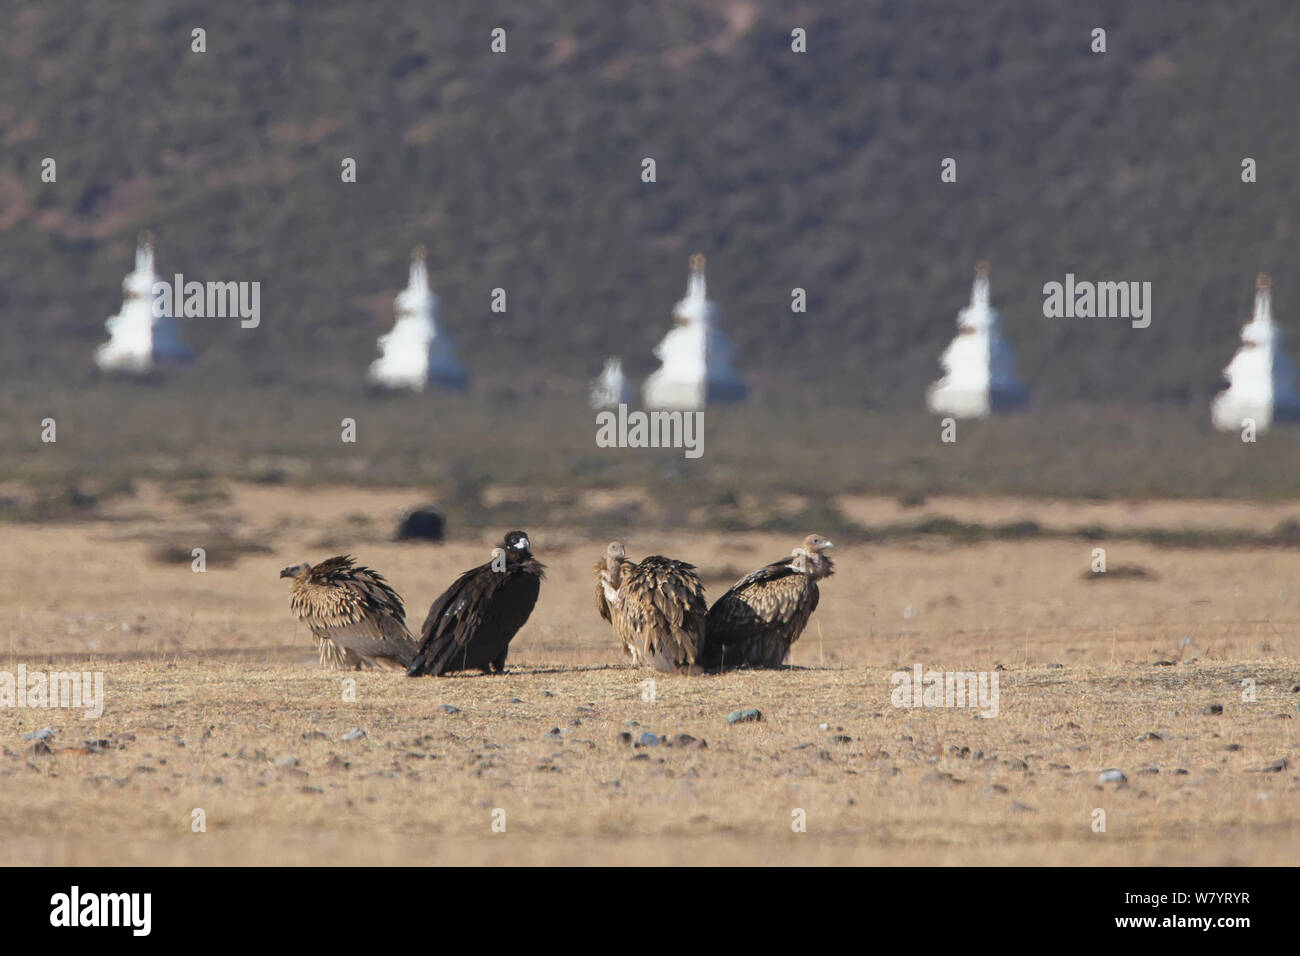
[1253,272,1272,325]
[971,260,991,310]
[686,252,707,304]
[134,231,154,277]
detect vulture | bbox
[280,555,419,670]
[595,542,707,674]
[700,534,835,671]
[407,530,544,676]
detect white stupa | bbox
[94,232,191,374]
[643,253,747,410]
[589,357,634,409]
[926,262,1027,418]
[1211,273,1300,432]
[367,245,467,391]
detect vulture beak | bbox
[514,537,530,550]
[822,541,835,551]
[279,565,299,579]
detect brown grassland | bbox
[0,482,1297,865]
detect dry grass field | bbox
[1,482,1297,865]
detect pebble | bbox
[437,704,460,715]
[21,727,55,741]
[340,727,366,742]
[273,755,299,769]
[1097,769,1127,785]
[727,709,762,724]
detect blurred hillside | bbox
[1,0,1297,409]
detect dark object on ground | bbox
[397,507,445,542]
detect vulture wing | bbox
[409,561,491,675]
[615,556,707,673]
[594,560,614,624]
[702,560,818,670]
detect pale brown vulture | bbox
[595,542,707,674]
[407,531,544,676]
[700,534,835,670]
[280,555,418,670]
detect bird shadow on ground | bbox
[426,663,632,677]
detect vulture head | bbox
[494,531,536,568]
[279,561,311,581]
[602,541,627,583]
[804,533,834,554]
[791,534,835,578]
[502,530,532,554]
[604,540,626,562]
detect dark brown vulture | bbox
[595,542,707,674]
[280,556,418,670]
[407,530,544,676]
[700,534,835,670]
